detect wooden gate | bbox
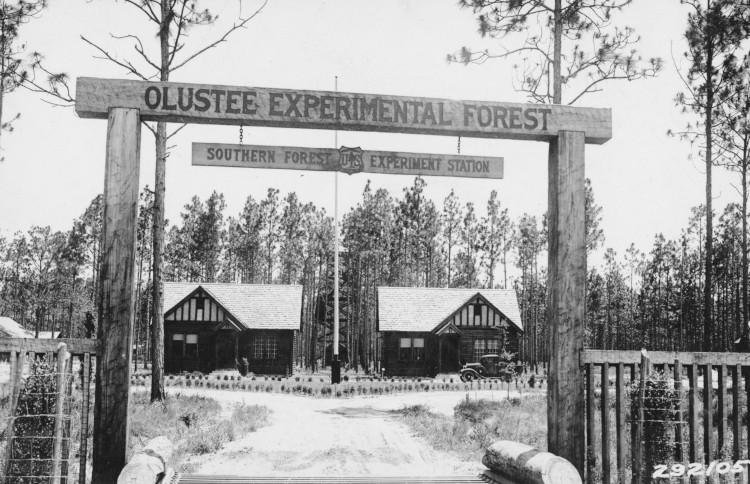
[582,349,750,483]
[0,337,98,484]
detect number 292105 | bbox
[653,460,750,479]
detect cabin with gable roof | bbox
[163,282,302,375]
[377,287,523,377]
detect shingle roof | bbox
[163,282,302,330]
[0,317,33,338]
[36,331,61,339]
[377,286,522,333]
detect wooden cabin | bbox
[163,282,302,376]
[377,287,523,377]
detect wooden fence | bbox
[0,338,98,484]
[582,349,750,484]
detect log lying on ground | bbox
[117,436,173,484]
[482,440,581,484]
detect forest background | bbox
[1,0,750,372]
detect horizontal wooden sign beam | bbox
[192,143,504,179]
[76,77,612,144]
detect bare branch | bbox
[169,0,269,73]
[167,123,187,140]
[124,0,160,23]
[167,0,189,68]
[111,33,160,73]
[81,35,150,80]
[142,121,157,137]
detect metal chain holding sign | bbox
[457,136,461,154]
[239,125,244,145]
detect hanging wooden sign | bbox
[76,77,612,144]
[192,142,504,179]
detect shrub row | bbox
[130,373,545,397]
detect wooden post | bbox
[633,350,650,484]
[2,348,24,476]
[51,343,70,484]
[92,107,141,483]
[689,363,699,463]
[585,364,594,484]
[674,360,684,463]
[733,363,741,461]
[600,362,610,484]
[79,352,91,484]
[546,130,586,475]
[615,362,626,482]
[718,364,726,454]
[704,364,713,464]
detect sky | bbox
[0,0,737,268]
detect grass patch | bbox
[394,394,546,461]
[129,392,270,472]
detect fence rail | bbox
[583,349,750,484]
[0,338,97,484]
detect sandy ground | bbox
[164,388,530,476]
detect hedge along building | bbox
[163,282,302,375]
[377,287,522,377]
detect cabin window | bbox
[473,338,499,361]
[398,338,411,361]
[413,338,425,361]
[185,334,198,358]
[196,297,205,311]
[172,333,185,358]
[253,334,278,360]
[399,337,424,361]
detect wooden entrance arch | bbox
[75,77,611,481]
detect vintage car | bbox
[459,354,516,382]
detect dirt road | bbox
[170,389,519,476]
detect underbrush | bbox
[129,392,270,472]
[394,394,546,461]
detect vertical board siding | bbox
[690,363,699,463]
[674,360,684,463]
[600,362,610,484]
[586,363,594,484]
[79,352,92,484]
[583,351,750,483]
[615,363,626,482]
[734,363,742,461]
[704,365,713,462]
[718,364,726,454]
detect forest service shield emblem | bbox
[336,146,364,175]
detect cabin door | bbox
[440,334,460,372]
[215,331,236,369]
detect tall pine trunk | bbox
[704,32,714,351]
[742,136,749,342]
[150,0,170,402]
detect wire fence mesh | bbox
[0,345,94,484]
